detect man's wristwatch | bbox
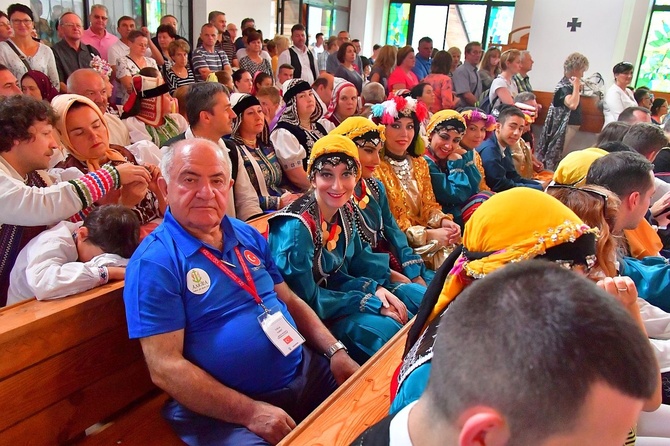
[325,341,348,359]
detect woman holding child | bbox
[269,134,426,364]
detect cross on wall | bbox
[567,17,582,32]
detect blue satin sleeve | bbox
[268,216,384,320]
[375,179,425,280]
[620,256,670,312]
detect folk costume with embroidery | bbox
[269,135,425,364]
[230,93,290,211]
[391,189,598,414]
[332,117,431,283]
[424,110,494,226]
[371,96,455,270]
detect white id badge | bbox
[258,307,305,356]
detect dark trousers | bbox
[162,346,337,446]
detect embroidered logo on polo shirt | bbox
[187,268,211,295]
[244,250,261,267]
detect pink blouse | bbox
[388,67,419,92]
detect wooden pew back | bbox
[279,323,410,445]
[0,283,158,444]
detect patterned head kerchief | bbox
[324,77,360,120]
[307,134,361,181]
[426,109,466,135]
[331,116,386,149]
[460,108,497,131]
[278,78,324,126]
[427,188,598,322]
[230,93,270,146]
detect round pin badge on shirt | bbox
[244,250,261,267]
[187,268,211,295]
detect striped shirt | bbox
[192,46,230,81]
[165,66,196,94]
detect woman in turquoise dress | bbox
[269,134,426,364]
[424,109,495,226]
[331,116,432,285]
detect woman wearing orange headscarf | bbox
[391,188,599,414]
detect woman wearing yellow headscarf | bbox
[553,147,663,259]
[390,188,598,414]
[331,117,433,286]
[268,134,426,364]
[424,109,494,226]
[52,94,166,230]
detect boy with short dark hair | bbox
[7,205,140,304]
[476,105,544,192]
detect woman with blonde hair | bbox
[370,45,397,94]
[537,52,590,170]
[478,46,501,91]
[546,184,621,278]
[487,49,521,112]
[272,34,290,74]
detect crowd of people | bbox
[2,4,670,445]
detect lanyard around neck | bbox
[199,246,269,312]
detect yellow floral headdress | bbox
[331,116,386,144]
[426,109,466,135]
[307,134,362,181]
[428,188,598,321]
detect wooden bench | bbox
[0,281,183,445]
[279,323,410,446]
[1,212,402,445]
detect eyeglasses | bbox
[11,19,33,25]
[546,184,609,212]
[61,23,83,29]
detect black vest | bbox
[273,121,327,169]
[288,47,317,81]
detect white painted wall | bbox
[527,0,652,92]
[349,0,388,56]
[511,0,534,31]
[0,0,27,13]
[190,0,274,38]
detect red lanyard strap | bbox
[199,246,268,311]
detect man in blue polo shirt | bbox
[412,37,432,81]
[124,138,359,446]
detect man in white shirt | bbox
[163,82,262,221]
[277,24,317,85]
[311,33,324,59]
